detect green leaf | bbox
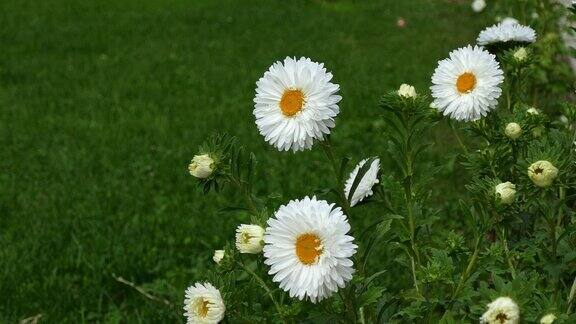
[357,285,386,308]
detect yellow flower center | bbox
[295,233,323,265]
[195,298,210,318]
[456,72,477,93]
[280,89,305,116]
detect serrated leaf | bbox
[358,286,386,308]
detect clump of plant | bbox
[181,4,576,323]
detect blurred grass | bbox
[0,0,489,321]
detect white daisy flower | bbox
[344,158,380,207]
[477,22,537,46]
[263,196,357,303]
[253,57,342,152]
[431,45,504,121]
[183,282,225,323]
[235,224,265,254]
[480,296,520,324]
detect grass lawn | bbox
[0,0,490,321]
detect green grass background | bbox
[0,0,489,321]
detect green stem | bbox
[451,235,481,301]
[321,137,351,215]
[567,276,576,314]
[358,306,366,324]
[230,177,259,216]
[237,260,285,321]
[401,111,421,292]
[448,120,469,155]
[498,226,516,280]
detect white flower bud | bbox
[513,47,528,62]
[188,154,215,179]
[235,224,265,254]
[528,160,559,187]
[213,249,225,264]
[505,122,522,140]
[495,182,516,204]
[472,0,486,13]
[501,17,519,26]
[397,84,417,99]
[540,313,557,324]
[527,107,540,115]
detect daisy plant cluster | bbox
[180,4,576,324]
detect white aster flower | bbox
[189,154,215,179]
[495,182,516,204]
[505,122,522,140]
[213,250,225,264]
[235,224,265,254]
[397,84,417,98]
[431,45,504,121]
[528,160,559,187]
[472,0,486,13]
[344,158,380,207]
[540,313,557,324]
[183,282,225,323]
[263,196,357,303]
[253,57,342,152]
[480,296,520,324]
[477,22,537,46]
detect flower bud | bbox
[495,182,516,204]
[527,107,540,115]
[501,17,519,26]
[472,0,486,13]
[213,249,225,264]
[505,122,522,140]
[528,160,559,187]
[188,154,215,179]
[397,84,417,99]
[513,47,528,62]
[532,126,544,138]
[540,313,557,324]
[235,224,265,254]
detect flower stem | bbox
[498,226,516,280]
[448,120,469,155]
[231,177,259,216]
[320,136,351,215]
[237,260,285,321]
[451,235,481,301]
[567,275,576,314]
